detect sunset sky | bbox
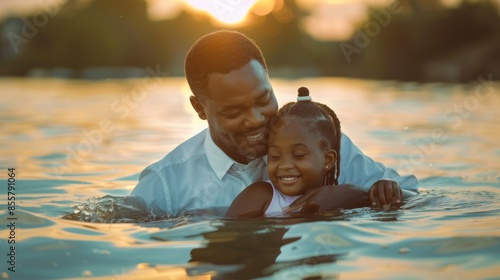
[0,0,487,40]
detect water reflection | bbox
[152,220,343,279]
[189,223,296,278]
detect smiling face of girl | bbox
[267,118,337,196]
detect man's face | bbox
[191,59,278,164]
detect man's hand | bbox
[283,184,369,213]
[368,179,402,209]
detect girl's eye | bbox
[293,154,306,159]
[269,154,280,160]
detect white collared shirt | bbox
[131,129,268,216]
[131,128,418,216]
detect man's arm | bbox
[339,133,419,196]
[130,169,171,217]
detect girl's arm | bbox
[282,184,370,213]
[226,181,273,218]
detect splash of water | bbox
[62,195,167,223]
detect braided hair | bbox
[272,87,341,185]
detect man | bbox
[131,30,418,217]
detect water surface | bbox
[1,77,499,279]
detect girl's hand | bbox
[368,179,402,209]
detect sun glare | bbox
[183,0,261,25]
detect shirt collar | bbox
[204,129,237,180]
[204,129,267,180]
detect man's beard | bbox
[236,137,268,162]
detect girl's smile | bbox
[267,119,336,196]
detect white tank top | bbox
[264,180,301,216]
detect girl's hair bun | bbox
[297,87,312,101]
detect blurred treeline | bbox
[0,0,499,82]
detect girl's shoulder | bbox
[244,181,274,197]
[226,181,274,218]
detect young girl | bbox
[226,87,343,218]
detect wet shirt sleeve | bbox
[130,168,171,216]
[338,133,419,195]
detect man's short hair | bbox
[184,30,268,98]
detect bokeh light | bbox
[183,0,259,25]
